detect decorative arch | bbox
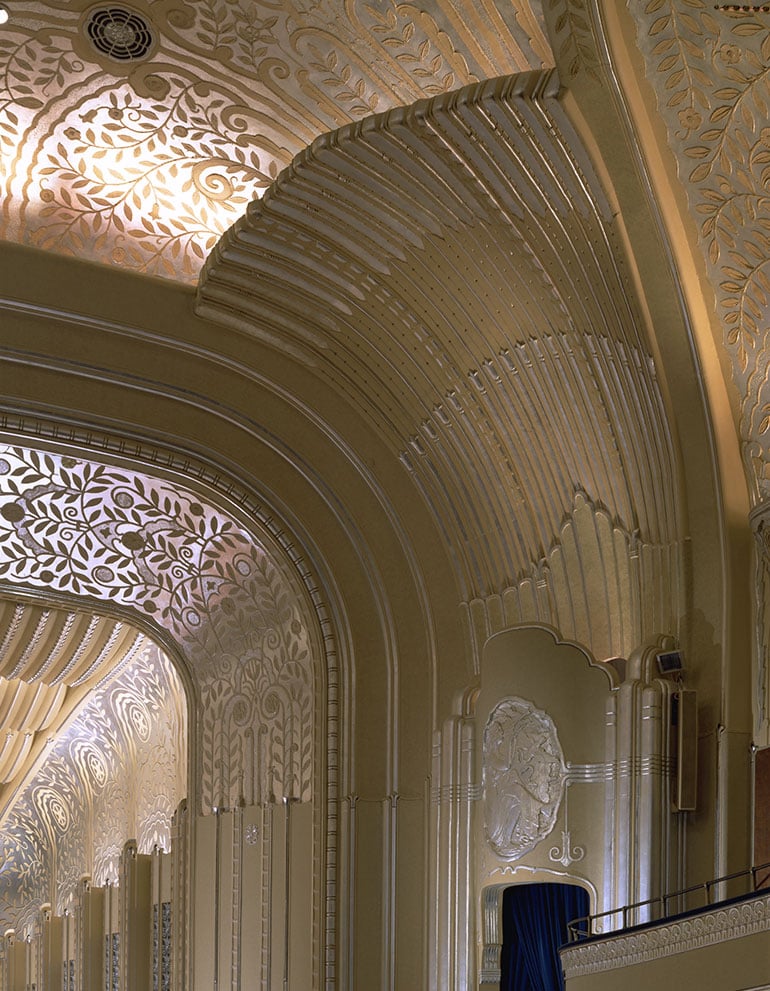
[0,440,332,813]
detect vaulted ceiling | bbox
[0,0,767,930]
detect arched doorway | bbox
[500,882,589,990]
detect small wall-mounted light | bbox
[0,6,9,26]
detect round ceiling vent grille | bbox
[85,7,154,62]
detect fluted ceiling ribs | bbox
[200,70,684,658]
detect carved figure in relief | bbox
[483,697,565,860]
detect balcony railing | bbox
[566,861,770,943]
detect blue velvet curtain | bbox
[500,883,589,991]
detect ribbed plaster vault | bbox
[200,70,685,664]
[0,0,551,280]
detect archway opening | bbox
[500,882,589,991]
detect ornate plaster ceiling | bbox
[200,70,685,663]
[0,0,551,281]
[630,1,770,503]
[0,443,317,811]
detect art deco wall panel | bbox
[0,444,318,812]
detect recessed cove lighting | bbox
[0,5,10,25]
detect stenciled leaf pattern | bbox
[0,0,549,282]
[634,1,770,492]
[0,645,185,932]
[0,444,315,812]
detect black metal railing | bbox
[566,861,770,943]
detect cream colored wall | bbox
[475,627,613,905]
[557,0,755,888]
[0,239,457,987]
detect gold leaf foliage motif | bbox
[633,1,770,498]
[0,643,185,934]
[0,1,552,282]
[545,0,602,82]
[0,445,316,811]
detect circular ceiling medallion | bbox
[85,6,155,62]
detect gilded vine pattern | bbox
[0,1,551,281]
[546,0,601,81]
[0,444,315,810]
[633,1,770,495]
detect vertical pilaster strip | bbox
[611,660,678,929]
[603,693,618,925]
[638,684,665,921]
[751,501,770,743]
[120,841,152,991]
[214,810,222,991]
[381,793,397,991]
[427,734,440,991]
[231,805,243,991]
[456,719,474,991]
[171,800,189,991]
[431,716,475,991]
[336,795,356,991]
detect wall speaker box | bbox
[657,650,684,675]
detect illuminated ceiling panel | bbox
[0,0,551,281]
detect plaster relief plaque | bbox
[483,697,565,859]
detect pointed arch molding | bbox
[0,439,336,818]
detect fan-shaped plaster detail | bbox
[200,72,684,658]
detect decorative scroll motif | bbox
[483,697,566,859]
[632,1,770,498]
[0,643,184,932]
[548,786,584,866]
[0,444,315,810]
[560,891,770,978]
[0,0,552,281]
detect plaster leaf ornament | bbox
[483,697,566,860]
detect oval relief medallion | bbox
[483,697,565,860]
